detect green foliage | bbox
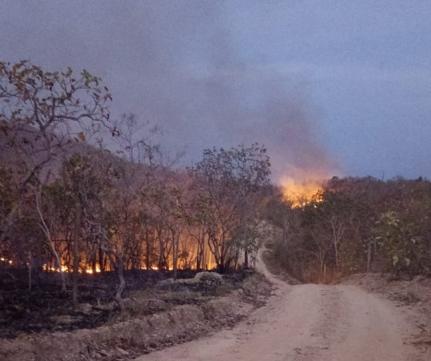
[267,177,431,281]
[375,205,431,276]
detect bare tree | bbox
[0,61,112,278]
[191,144,270,272]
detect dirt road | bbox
[137,251,420,361]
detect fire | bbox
[38,235,219,274]
[281,177,324,207]
[40,248,217,274]
[43,263,102,274]
[0,256,13,265]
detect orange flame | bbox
[40,240,218,274]
[43,263,102,274]
[0,256,13,265]
[281,177,324,208]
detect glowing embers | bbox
[0,256,13,265]
[281,177,324,208]
[40,248,218,274]
[42,263,102,274]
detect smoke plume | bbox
[0,0,338,181]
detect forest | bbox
[0,61,271,310]
[2,61,431,302]
[269,176,431,282]
[2,2,431,360]
[1,60,431,361]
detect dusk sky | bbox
[1,1,430,181]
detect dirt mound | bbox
[156,271,224,293]
[342,273,431,305]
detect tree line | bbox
[3,59,427,300]
[0,61,270,306]
[268,176,431,282]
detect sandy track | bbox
[136,251,420,361]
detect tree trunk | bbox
[244,249,249,268]
[157,228,165,270]
[35,192,66,292]
[72,204,81,306]
[367,239,376,273]
[196,242,201,271]
[28,251,32,292]
[98,247,106,272]
[145,229,151,270]
[115,257,126,311]
[323,263,327,283]
[367,242,372,273]
[197,229,206,271]
[55,248,66,292]
[172,230,179,280]
[92,255,97,274]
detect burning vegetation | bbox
[0,61,272,313]
[269,176,431,283]
[2,60,431,359]
[0,62,276,352]
[280,177,324,207]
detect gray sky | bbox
[1,0,430,180]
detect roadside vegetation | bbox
[267,176,431,282]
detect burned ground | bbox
[0,268,260,338]
[0,269,171,338]
[0,269,271,361]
